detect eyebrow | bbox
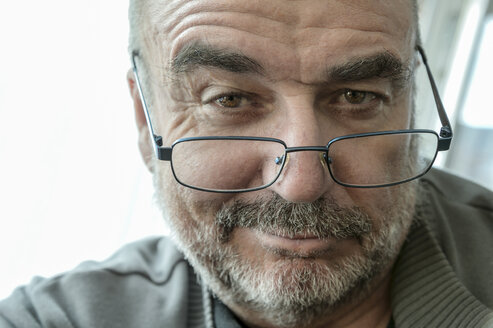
[171,43,412,89]
[327,52,412,90]
[171,42,264,75]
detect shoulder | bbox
[421,168,493,212]
[419,168,493,307]
[0,236,195,328]
[419,169,493,242]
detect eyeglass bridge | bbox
[274,147,333,167]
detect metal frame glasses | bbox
[131,45,453,193]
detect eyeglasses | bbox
[131,46,453,193]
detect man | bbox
[1,0,492,327]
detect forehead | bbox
[144,0,414,81]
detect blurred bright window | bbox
[461,15,493,128]
[444,13,493,188]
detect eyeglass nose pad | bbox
[319,152,327,168]
[274,153,288,178]
[322,152,332,167]
[275,153,290,166]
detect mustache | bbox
[215,194,373,243]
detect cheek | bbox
[153,161,237,229]
[346,181,416,225]
[344,182,416,255]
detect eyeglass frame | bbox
[130,45,453,192]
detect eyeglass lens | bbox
[169,132,439,192]
[171,139,286,192]
[328,132,438,187]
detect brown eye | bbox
[344,90,373,104]
[216,95,243,108]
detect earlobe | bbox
[127,69,155,173]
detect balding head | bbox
[128,0,421,63]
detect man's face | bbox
[139,0,417,326]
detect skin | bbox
[128,0,417,327]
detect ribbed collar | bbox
[391,222,493,327]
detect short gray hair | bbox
[128,0,147,58]
[128,0,157,109]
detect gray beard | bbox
[159,187,415,328]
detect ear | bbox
[127,69,155,173]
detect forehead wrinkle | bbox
[147,0,413,47]
[292,0,412,36]
[169,24,299,57]
[153,0,300,37]
[167,11,296,50]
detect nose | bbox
[271,147,331,202]
[268,108,335,203]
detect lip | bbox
[255,230,334,256]
[276,232,319,240]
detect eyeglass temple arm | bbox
[131,51,172,161]
[416,45,453,151]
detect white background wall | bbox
[0,1,166,300]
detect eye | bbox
[325,88,387,120]
[214,94,248,108]
[343,90,376,104]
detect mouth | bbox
[255,230,336,257]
